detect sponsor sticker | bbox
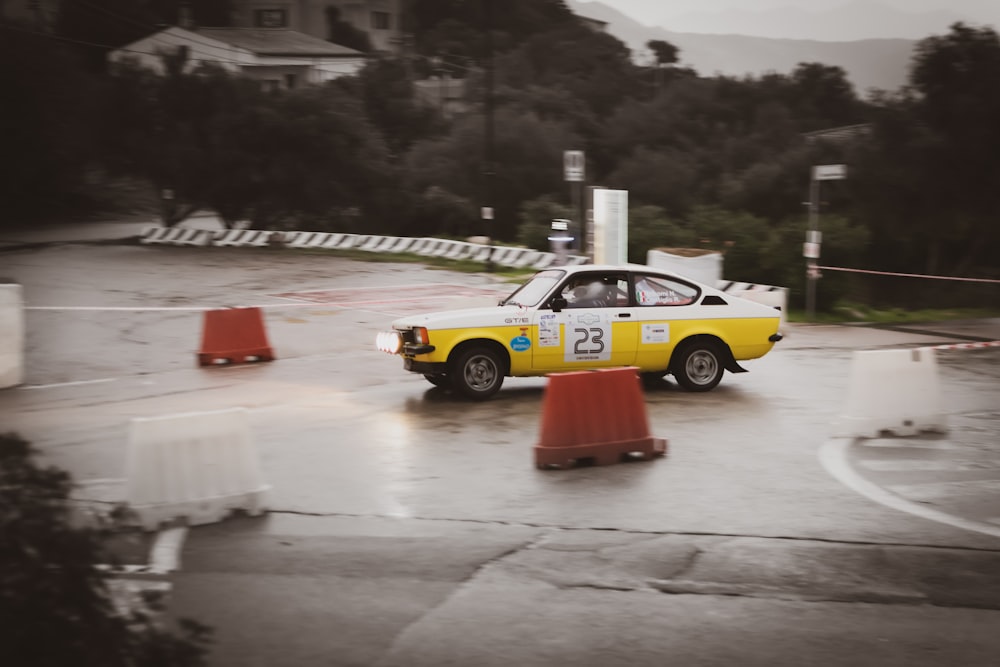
[538,313,560,347]
[511,335,531,352]
[642,323,670,344]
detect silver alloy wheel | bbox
[673,342,724,392]
[451,346,505,399]
[463,352,499,391]
[685,349,719,386]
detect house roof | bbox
[196,28,364,58]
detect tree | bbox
[908,22,1000,275]
[517,196,574,251]
[0,433,211,666]
[326,6,372,52]
[647,39,679,67]
[407,0,575,62]
[0,22,99,225]
[405,106,578,241]
[348,57,444,157]
[497,23,640,118]
[849,23,1000,278]
[647,39,679,94]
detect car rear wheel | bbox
[450,346,505,400]
[672,341,724,392]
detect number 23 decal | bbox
[573,327,605,355]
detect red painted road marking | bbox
[271,283,508,314]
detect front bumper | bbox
[403,343,436,355]
[404,357,447,374]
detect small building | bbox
[227,0,405,54]
[108,26,366,90]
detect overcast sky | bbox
[595,0,1000,39]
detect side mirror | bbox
[550,296,567,313]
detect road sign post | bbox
[806,164,846,320]
[564,150,585,251]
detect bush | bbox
[0,433,211,667]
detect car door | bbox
[630,272,703,371]
[530,272,638,373]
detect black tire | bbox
[672,341,724,392]
[450,346,505,400]
[424,374,449,387]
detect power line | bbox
[0,22,250,69]
[68,0,266,56]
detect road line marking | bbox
[888,479,1000,502]
[857,459,1000,472]
[27,306,210,311]
[23,377,116,389]
[819,438,1000,539]
[858,439,956,450]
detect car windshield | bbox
[500,269,566,307]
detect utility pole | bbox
[481,0,495,272]
[805,164,847,320]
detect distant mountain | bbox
[661,0,967,42]
[568,0,919,94]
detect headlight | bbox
[375,331,403,354]
[413,327,429,345]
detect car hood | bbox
[391,305,529,330]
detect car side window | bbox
[633,274,698,306]
[559,273,628,309]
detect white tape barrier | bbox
[0,284,24,388]
[838,347,946,438]
[125,407,269,530]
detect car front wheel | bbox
[424,373,449,387]
[672,341,724,392]
[450,346,505,400]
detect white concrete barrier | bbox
[532,252,557,269]
[418,239,444,255]
[334,234,360,249]
[288,231,329,248]
[513,250,542,268]
[213,229,272,247]
[124,408,269,530]
[357,235,387,251]
[838,347,946,438]
[470,245,493,262]
[388,237,418,253]
[140,226,215,246]
[433,241,460,257]
[408,238,435,254]
[718,281,788,327]
[648,249,722,285]
[0,284,24,388]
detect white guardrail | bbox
[139,225,587,269]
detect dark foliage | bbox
[4,0,997,309]
[0,433,211,667]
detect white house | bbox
[108,26,366,90]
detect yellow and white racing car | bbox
[376,264,783,399]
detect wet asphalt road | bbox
[2,229,1000,666]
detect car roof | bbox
[553,263,687,280]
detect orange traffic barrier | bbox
[534,367,667,469]
[198,306,275,366]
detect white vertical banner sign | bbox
[563,150,585,182]
[813,164,847,181]
[593,189,628,265]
